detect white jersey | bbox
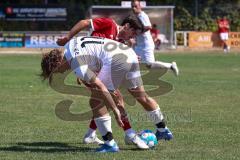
[64,36,141,90]
[135,11,155,51]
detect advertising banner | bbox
[5,6,67,21]
[25,33,63,48]
[229,32,240,48]
[25,32,89,48]
[189,32,240,48]
[0,33,24,47]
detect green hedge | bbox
[174,5,240,32]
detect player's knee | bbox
[137,95,151,105]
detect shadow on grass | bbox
[0,142,94,153]
[120,147,159,152]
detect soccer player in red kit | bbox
[217,16,230,52]
[57,16,149,149]
[57,17,139,45]
[150,24,161,50]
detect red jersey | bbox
[217,19,230,33]
[150,28,159,39]
[150,28,159,36]
[90,18,119,40]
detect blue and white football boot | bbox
[96,142,119,153]
[155,127,173,141]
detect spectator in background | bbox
[150,24,161,50]
[217,16,230,53]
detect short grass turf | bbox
[0,51,240,160]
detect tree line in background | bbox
[0,0,240,31]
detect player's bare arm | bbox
[57,19,91,46]
[91,77,124,127]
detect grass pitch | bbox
[0,52,240,160]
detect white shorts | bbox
[98,48,143,91]
[134,47,155,64]
[220,33,229,41]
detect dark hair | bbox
[40,49,63,81]
[121,15,144,33]
[132,0,140,3]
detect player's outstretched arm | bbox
[57,19,91,46]
[91,77,124,127]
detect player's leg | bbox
[223,33,230,52]
[146,49,179,76]
[77,78,103,144]
[124,60,172,141]
[79,78,131,145]
[155,39,161,50]
[137,48,179,76]
[110,90,133,134]
[149,61,179,76]
[98,65,149,149]
[109,89,148,149]
[223,40,228,53]
[127,85,173,141]
[83,111,103,144]
[90,90,119,153]
[220,33,229,52]
[83,89,135,145]
[120,54,173,141]
[84,90,143,145]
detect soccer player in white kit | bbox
[131,0,179,75]
[40,36,173,152]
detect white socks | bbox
[150,61,172,69]
[147,107,164,124]
[94,115,112,136]
[95,115,117,147]
[85,128,96,137]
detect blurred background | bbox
[1,0,240,31]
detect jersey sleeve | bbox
[90,18,113,31]
[139,12,152,27]
[64,42,72,61]
[71,57,96,82]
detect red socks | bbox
[89,118,97,130]
[89,116,132,131]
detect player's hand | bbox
[56,36,69,46]
[113,109,124,127]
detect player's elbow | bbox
[80,19,91,28]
